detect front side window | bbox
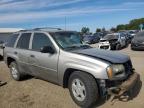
[16,33,31,49]
[6,34,19,47]
[32,33,53,51]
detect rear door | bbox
[15,33,32,73]
[28,33,59,83]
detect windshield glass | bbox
[103,34,118,40]
[100,39,107,42]
[50,32,90,50]
[137,32,144,37]
[129,31,135,34]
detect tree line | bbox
[81,18,144,34]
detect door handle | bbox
[30,55,35,58]
[14,51,18,55]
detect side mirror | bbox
[40,46,55,54]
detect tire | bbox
[9,61,23,81]
[68,71,99,108]
[116,44,121,50]
[131,46,134,50]
[0,55,3,61]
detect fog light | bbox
[100,80,106,87]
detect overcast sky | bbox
[0,0,143,32]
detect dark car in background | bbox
[120,32,131,44]
[131,31,144,50]
[119,30,138,44]
[94,32,106,38]
[128,30,137,37]
[83,35,100,44]
[0,28,23,59]
[0,33,12,59]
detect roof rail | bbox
[33,27,62,31]
[18,27,62,32]
[18,29,28,32]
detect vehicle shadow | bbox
[92,75,142,108]
[21,75,34,81]
[125,43,130,48]
[131,49,144,51]
[119,43,130,50]
[0,56,3,61]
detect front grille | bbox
[106,80,123,88]
[100,46,109,49]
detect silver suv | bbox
[4,28,138,108]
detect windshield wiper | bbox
[80,45,91,49]
[65,45,80,50]
[66,45,91,50]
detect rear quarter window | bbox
[0,33,12,43]
[6,34,19,47]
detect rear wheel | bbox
[68,71,99,108]
[0,55,3,60]
[9,61,23,81]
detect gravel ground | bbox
[0,45,143,108]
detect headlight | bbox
[107,64,125,79]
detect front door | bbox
[28,33,59,83]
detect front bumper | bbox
[131,43,144,50]
[98,43,111,50]
[107,72,139,96]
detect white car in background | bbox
[98,33,126,50]
[98,38,111,50]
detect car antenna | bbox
[65,16,67,31]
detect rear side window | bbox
[16,33,31,49]
[32,33,53,51]
[0,33,12,44]
[6,34,19,47]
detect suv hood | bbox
[72,48,129,64]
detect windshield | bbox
[137,32,144,37]
[129,31,135,34]
[50,32,91,50]
[103,34,118,40]
[100,39,107,42]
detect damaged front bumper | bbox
[107,72,139,96]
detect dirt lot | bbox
[0,45,143,108]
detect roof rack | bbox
[19,27,62,32]
[34,27,62,31]
[19,29,29,32]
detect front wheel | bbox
[68,71,99,108]
[116,44,121,50]
[0,55,3,60]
